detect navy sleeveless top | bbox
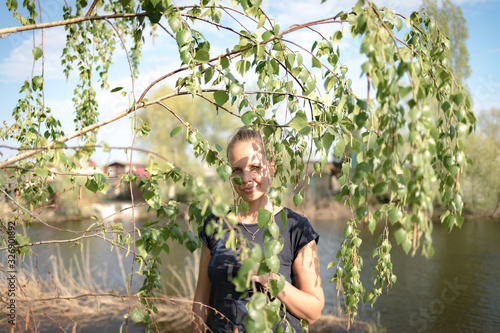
[198,208,319,332]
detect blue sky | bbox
[0,0,499,166]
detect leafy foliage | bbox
[462,108,500,214]
[423,0,470,84]
[0,0,475,331]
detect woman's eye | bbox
[251,166,261,170]
[232,168,241,174]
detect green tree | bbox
[423,0,471,84]
[138,85,239,172]
[138,85,240,202]
[463,108,500,215]
[0,0,475,331]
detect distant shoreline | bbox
[2,200,498,226]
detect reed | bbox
[0,246,194,332]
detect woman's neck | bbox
[238,196,278,224]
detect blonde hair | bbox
[227,127,263,158]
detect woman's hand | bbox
[251,271,277,289]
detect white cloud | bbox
[0,27,68,83]
[263,0,424,27]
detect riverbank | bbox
[2,198,498,228]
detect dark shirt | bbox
[198,207,319,332]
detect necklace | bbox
[237,205,276,240]
[240,222,260,240]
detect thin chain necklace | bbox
[240,222,260,240]
[238,205,275,240]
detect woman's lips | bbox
[243,186,255,193]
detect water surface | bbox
[12,214,500,332]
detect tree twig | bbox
[0,13,148,37]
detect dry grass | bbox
[309,314,371,333]
[0,249,194,333]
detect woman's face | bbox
[229,140,274,207]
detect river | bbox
[315,216,500,332]
[10,213,500,332]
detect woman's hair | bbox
[227,127,261,158]
[227,127,268,160]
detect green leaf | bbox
[288,111,310,135]
[340,65,348,75]
[176,30,191,46]
[216,165,232,181]
[388,208,402,225]
[214,90,229,106]
[194,49,209,63]
[220,56,230,69]
[110,86,123,93]
[268,275,285,298]
[343,225,352,237]
[452,92,465,106]
[280,209,287,229]
[130,308,144,323]
[250,292,267,310]
[293,193,303,207]
[367,217,376,234]
[170,125,182,137]
[266,255,280,272]
[384,8,395,21]
[15,234,30,245]
[332,30,343,46]
[212,201,229,217]
[143,190,162,210]
[394,228,406,245]
[93,173,109,194]
[268,221,279,238]
[233,176,243,185]
[34,168,48,177]
[245,308,265,331]
[401,238,412,254]
[32,46,42,60]
[324,75,338,93]
[241,111,258,126]
[257,208,272,228]
[186,239,199,252]
[264,239,281,257]
[229,82,243,96]
[333,138,345,158]
[149,0,161,7]
[323,132,334,152]
[85,177,98,194]
[7,0,18,11]
[32,76,43,90]
[372,181,388,195]
[236,60,251,75]
[168,16,182,33]
[312,56,321,68]
[204,67,214,83]
[443,215,456,230]
[170,226,182,239]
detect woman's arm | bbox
[191,244,212,333]
[253,240,325,324]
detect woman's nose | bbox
[242,170,252,183]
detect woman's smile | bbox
[243,186,255,193]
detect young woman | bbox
[192,128,324,332]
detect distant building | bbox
[103,162,150,200]
[303,161,342,196]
